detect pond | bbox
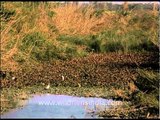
[1,94,122,118]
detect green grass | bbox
[132,69,159,109]
[57,34,87,46]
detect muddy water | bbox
[1,94,122,118]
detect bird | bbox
[62,75,64,81]
[78,83,81,87]
[12,76,17,80]
[45,83,50,90]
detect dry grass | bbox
[128,82,137,93]
[1,3,55,71]
[1,15,25,71]
[52,3,114,35]
[112,88,129,100]
[1,2,158,71]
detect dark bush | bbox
[19,32,61,61]
[87,35,101,52]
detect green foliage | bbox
[87,28,159,53]
[19,32,61,61]
[48,11,56,18]
[117,10,131,16]
[65,46,78,59]
[31,41,61,61]
[0,4,15,21]
[87,35,101,52]
[101,41,123,52]
[133,92,159,110]
[19,32,45,52]
[93,9,105,17]
[13,53,26,63]
[132,69,159,112]
[57,34,87,46]
[135,69,159,92]
[5,39,17,51]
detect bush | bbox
[87,35,101,52]
[132,92,159,110]
[101,41,123,52]
[137,40,159,52]
[19,32,61,61]
[96,28,158,53]
[57,34,86,45]
[87,31,124,53]
[135,69,159,93]
[131,69,159,112]
[32,42,61,61]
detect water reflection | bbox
[1,94,122,118]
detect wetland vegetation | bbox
[0,1,159,119]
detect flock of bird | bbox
[1,52,158,88]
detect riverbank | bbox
[1,85,124,115]
[1,52,159,118]
[1,84,159,119]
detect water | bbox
[1,94,122,118]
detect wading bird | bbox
[12,76,16,80]
[45,83,50,90]
[62,75,64,81]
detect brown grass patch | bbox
[52,4,115,35]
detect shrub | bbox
[101,41,123,52]
[131,69,159,112]
[87,35,101,52]
[135,69,159,93]
[19,32,61,61]
[57,34,86,45]
[87,31,124,53]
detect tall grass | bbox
[52,3,114,35]
[0,2,159,71]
